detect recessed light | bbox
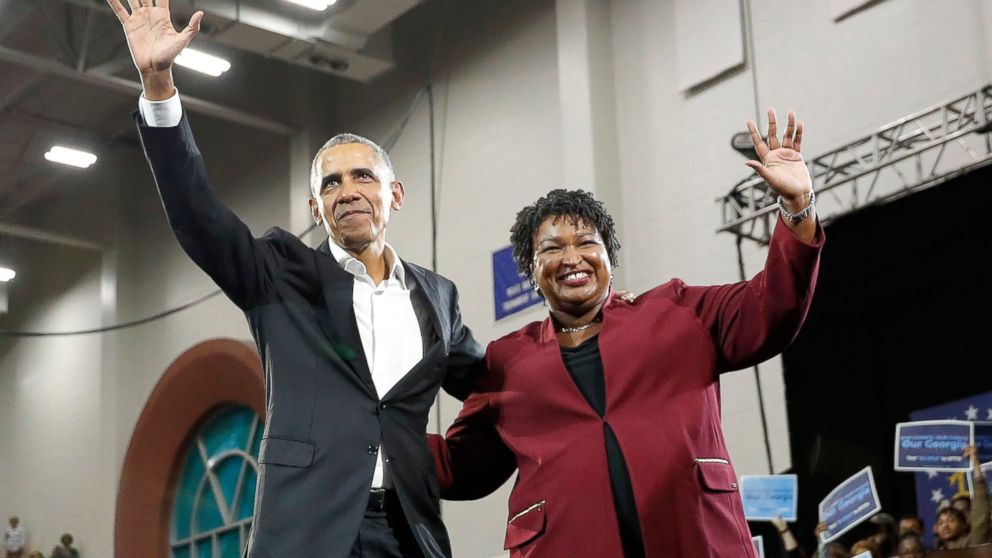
[44,146,97,168]
[175,48,231,77]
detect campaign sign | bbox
[492,245,541,320]
[894,420,973,472]
[818,466,881,543]
[975,421,992,465]
[751,536,764,558]
[740,475,798,521]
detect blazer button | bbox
[379,402,387,410]
[368,445,378,455]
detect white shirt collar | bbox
[327,240,407,288]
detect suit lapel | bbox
[315,240,376,397]
[403,262,448,347]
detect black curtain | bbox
[782,164,992,550]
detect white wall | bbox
[1,1,990,557]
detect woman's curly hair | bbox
[509,189,621,277]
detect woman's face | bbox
[532,215,612,317]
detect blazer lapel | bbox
[402,262,448,347]
[315,240,376,397]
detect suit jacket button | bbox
[368,445,378,455]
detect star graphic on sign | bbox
[966,405,979,420]
[932,488,945,503]
[927,470,939,479]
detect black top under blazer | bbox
[135,113,484,558]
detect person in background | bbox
[4,517,25,558]
[867,513,896,557]
[895,533,925,558]
[897,515,923,538]
[935,445,990,550]
[49,534,78,558]
[952,494,972,516]
[848,539,879,558]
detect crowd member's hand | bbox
[814,521,828,541]
[965,444,984,479]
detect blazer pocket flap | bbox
[503,501,546,550]
[258,437,315,468]
[696,460,738,492]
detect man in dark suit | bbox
[107,2,483,556]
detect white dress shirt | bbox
[4,525,25,551]
[138,91,425,489]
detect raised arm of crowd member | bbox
[965,444,991,545]
[772,516,808,558]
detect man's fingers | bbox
[180,10,203,42]
[125,0,140,11]
[106,0,130,23]
[794,121,804,153]
[766,107,780,150]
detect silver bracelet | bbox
[778,190,815,224]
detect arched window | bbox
[170,406,262,558]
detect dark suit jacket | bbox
[430,219,824,558]
[136,113,483,558]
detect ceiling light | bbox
[0,267,15,282]
[285,0,337,11]
[175,48,231,77]
[44,146,97,168]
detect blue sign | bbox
[818,466,881,543]
[740,474,798,521]
[894,420,973,472]
[910,391,992,549]
[975,421,992,464]
[492,245,542,320]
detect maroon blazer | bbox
[431,218,824,557]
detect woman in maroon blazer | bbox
[430,109,824,557]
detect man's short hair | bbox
[937,506,967,523]
[308,133,394,196]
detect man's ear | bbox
[309,196,322,225]
[391,180,405,211]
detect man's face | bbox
[897,535,925,558]
[898,518,923,537]
[936,510,967,542]
[9,517,17,528]
[309,143,403,254]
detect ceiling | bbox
[0,0,421,231]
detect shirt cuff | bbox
[138,88,182,127]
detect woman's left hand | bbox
[745,108,813,206]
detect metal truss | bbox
[718,85,992,244]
